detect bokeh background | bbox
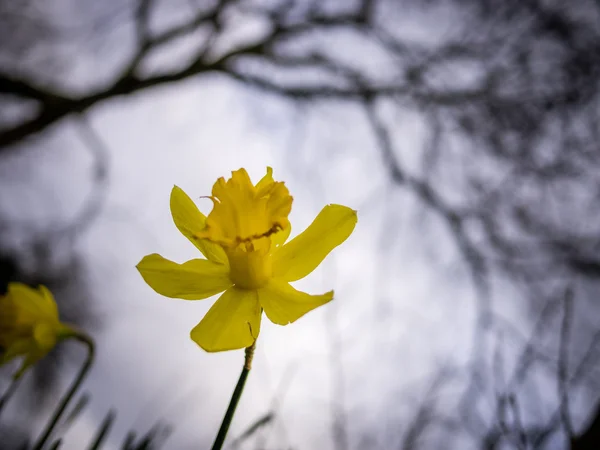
[1,0,600,449]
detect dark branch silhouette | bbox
[2,0,600,448]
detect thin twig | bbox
[558,287,575,438]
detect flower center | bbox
[226,239,272,289]
[196,168,293,247]
[195,168,293,290]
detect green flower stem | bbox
[211,341,256,450]
[0,375,21,417]
[32,331,95,450]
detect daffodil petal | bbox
[7,283,58,321]
[137,253,231,300]
[273,204,357,281]
[271,223,291,249]
[170,186,228,265]
[190,288,261,352]
[38,285,59,315]
[259,280,333,325]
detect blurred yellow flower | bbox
[137,167,357,352]
[0,283,74,378]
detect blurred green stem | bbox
[211,341,256,450]
[32,331,95,450]
[0,375,21,417]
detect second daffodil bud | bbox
[0,283,75,379]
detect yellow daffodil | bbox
[137,167,357,352]
[0,283,74,378]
